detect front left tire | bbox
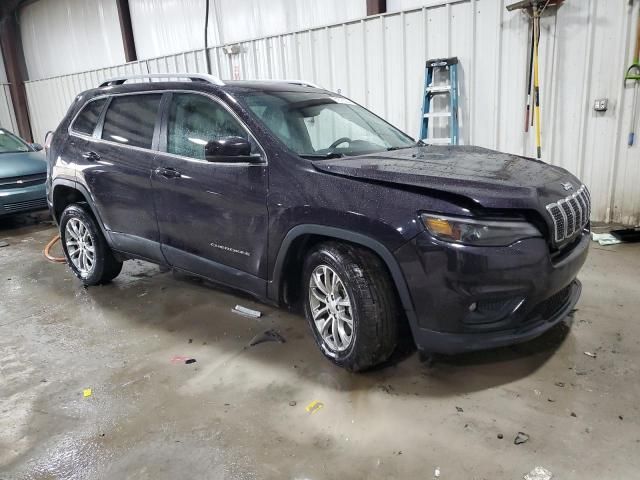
[59,203,122,285]
[302,241,399,371]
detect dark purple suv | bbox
[47,74,589,371]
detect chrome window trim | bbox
[68,89,267,166]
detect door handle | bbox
[82,151,100,162]
[154,167,181,179]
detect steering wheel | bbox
[328,137,352,150]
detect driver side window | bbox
[167,93,254,160]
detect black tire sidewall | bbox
[303,247,362,366]
[60,204,110,285]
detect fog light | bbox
[469,302,477,312]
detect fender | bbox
[51,178,113,244]
[269,224,418,325]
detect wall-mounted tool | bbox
[624,4,640,146]
[507,0,564,159]
[525,22,534,132]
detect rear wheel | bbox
[302,242,399,371]
[59,204,122,285]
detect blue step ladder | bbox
[419,57,459,145]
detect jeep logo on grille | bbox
[561,182,573,191]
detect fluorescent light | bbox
[110,135,128,143]
[188,137,208,145]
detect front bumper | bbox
[0,183,48,216]
[395,229,589,354]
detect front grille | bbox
[0,173,47,190]
[546,185,590,243]
[3,197,48,213]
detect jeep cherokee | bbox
[47,74,589,371]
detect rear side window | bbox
[101,94,161,149]
[71,98,107,136]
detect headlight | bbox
[421,213,542,246]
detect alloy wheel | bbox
[308,264,354,351]
[65,218,96,276]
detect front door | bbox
[151,92,268,294]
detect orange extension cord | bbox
[43,234,66,263]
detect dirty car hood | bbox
[312,145,578,209]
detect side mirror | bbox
[31,143,43,151]
[205,136,259,162]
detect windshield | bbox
[0,129,30,154]
[239,91,416,158]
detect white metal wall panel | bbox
[128,0,366,60]
[23,0,640,223]
[19,0,125,80]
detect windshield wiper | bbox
[299,152,345,160]
[387,141,424,152]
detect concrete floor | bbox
[1,212,639,480]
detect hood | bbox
[0,151,46,178]
[312,145,580,210]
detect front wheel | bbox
[302,242,399,371]
[59,204,123,285]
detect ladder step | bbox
[422,137,452,145]
[420,58,459,145]
[426,85,451,94]
[423,112,452,118]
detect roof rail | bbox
[99,73,225,88]
[235,79,321,88]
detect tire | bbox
[302,241,399,371]
[59,203,123,285]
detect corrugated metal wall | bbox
[23,0,640,224]
[129,0,366,59]
[0,49,18,133]
[19,0,126,79]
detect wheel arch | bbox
[269,225,417,325]
[52,180,111,242]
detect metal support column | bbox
[0,13,32,141]
[115,0,137,62]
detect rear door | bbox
[151,92,268,293]
[76,93,164,261]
